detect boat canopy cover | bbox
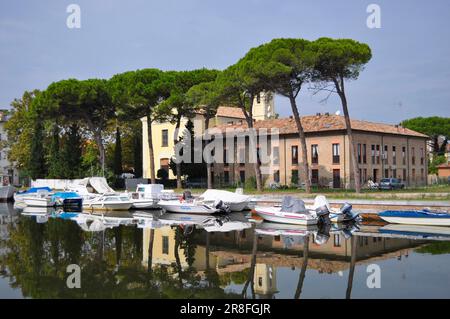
[52,192,81,199]
[201,189,250,203]
[18,187,52,194]
[379,210,450,218]
[312,195,331,211]
[89,177,115,194]
[281,196,307,213]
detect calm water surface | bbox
[1,203,449,299]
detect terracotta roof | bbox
[213,114,429,138]
[437,163,450,169]
[216,106,246,119]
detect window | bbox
[291,169,299,185]
[161,129,168,147]
[224,149,228,167]
[160,158,169,173]
[412,168,416,181]
[162,236,169,255]
[411,147,416,165]
[402,146,406,165]
[224,171,230,184]
[357,143,362,164]
[363,144,367,164]
[239,148,245,167]
[371,145,376,164]
[420,148,424,165]
[376,145,380,164]
[392,146,397,165]
[421,168,424,180]
[258,277,263,287]
[239,170,245,183]
[332,143,340,164]
[384,145,388,164]
[311,169,319,185]
[291,145,298,165]
[392,169,397,179]
[334,234,341,247]
[363,168,367,183]
[273,146,279,165]
[256,93,261,104]
[403,168,407,181]
[311,144,319,164]
[384,169,389,178]
[274,170,280,183]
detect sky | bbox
[0,0,449,124]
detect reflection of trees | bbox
[416,242,450,255]
[0,216,240,299]
[294,235,309,299]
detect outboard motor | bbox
[315,205,331,225]
[340,203,360,221]
[214,199,231,214]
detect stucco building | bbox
[0,111,19,185]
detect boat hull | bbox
[158,200,219,214]
[254,207,318,225]
[379,211,450,226]
[22,197,55,207]
[83,202,133,211]
[131,199,159,209]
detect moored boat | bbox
[200,189,250,212]
[14,187,52,203]
[379,210,450,226]
[254,196,330,225]
[157,191,229,214]
[83,193,133,211]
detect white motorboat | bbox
[83,193,133,211]
[14,187,52,204]
[157,191,228,214]
[200,189,250,212]
[22,191,56,207]
[256,221,319,237]
[379,210,450,226]
[0,185,15,201]
[255,196,330,225]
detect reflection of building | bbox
[254,264,277,298]
[141,93,275,179]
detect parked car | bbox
[379,178,405,190]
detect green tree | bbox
[46,124,62,178]
[186,81,221,189]
[157,69,219,188]
[46,79,115,176]
[310,38,372,192]
[109,69,165,183]
[243,38,315,192]
[401,117,450,154]
[215,62,266,191]
[60,124,83,178]
[28,117,47,179]
[113,126,123,176]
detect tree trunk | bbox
[205,116,213,189]
[146,115,156,183]
[335,78,361,193]
[147,229,155,274]
[242,227,258,298]
[288,94,311,193]
[174,118,182,189]
[346,236,357,299]
[241,101,263,192]
[93,131,105,177]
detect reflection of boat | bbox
[83,194,133,211]
[72,212,135,232]
[51,192,83,208]
[379,224,450,240]
[379,210,450,226]
[256,221,318,237]
[22,192,56,207]
[200,189,250,212]
[202,213,252,232]
[0,185,15,201]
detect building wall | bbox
[212,129,428,189]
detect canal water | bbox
[1,203,449,299]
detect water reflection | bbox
[0,204,449,299]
